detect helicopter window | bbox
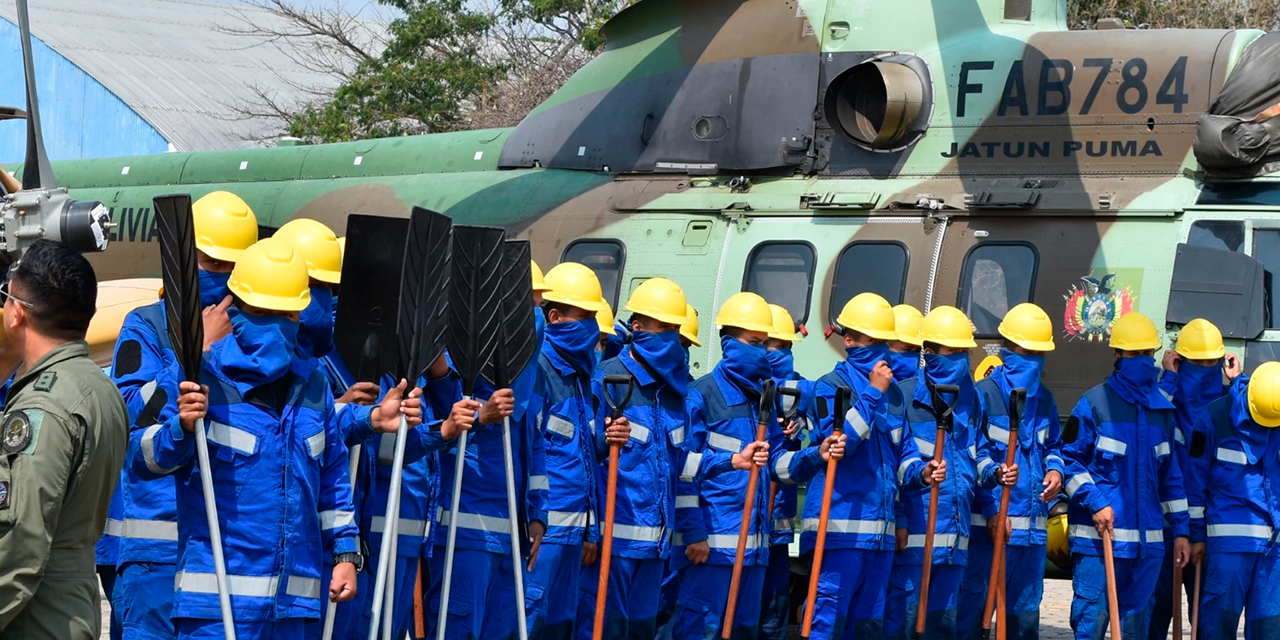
[958,242,1039,337]
[1188,220,1244,253]
[1254,229,1280,328]
[828,241,909,325]
[562,240,626,309]
[743,242,816,326]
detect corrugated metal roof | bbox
[0,0,348,151]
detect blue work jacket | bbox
[537,343,603,547]
[768,375,814,546]
[1158,368,1228,538]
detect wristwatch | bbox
[334,552,364,573]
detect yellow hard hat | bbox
[273,218,343,284]
[193,191,258,263]
[227,238,312,312]
[1046,513,1070,568]
[1175,318,1226,360]
[624,277,688,326]
[542,262,607,313]
[920,306,977,349]
[598,299,617,336]
[715,292,774,334]
[531,260,553,293]
[681,303,702,347]
[1108,312,1161,351]
[767,304,801,343]
[1248,361,1280,427]
[835,292,897,341]
[337,237,346,257]
[892,304,923,347]
[998,303,1056,352]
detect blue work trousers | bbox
[528,542,582,640]
[672,563,767,640]
[99,564,123,640]
[1199,552,1280,640]
[1069,553,1161,640]
[806,548,894,640]
[574,556,664,640]
[758,545,790,640]
[176,618,306,640]
[957,540,1045,640]
[1147,542,1197,640]
[116,561,177,640]
[885,561,965,640]
[429,547,523,640]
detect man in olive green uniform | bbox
[0,240,129,640]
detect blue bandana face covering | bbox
[846,342,890,377]
[221,307,300,390]
[720,336,771,396]
[1109,355,1162,408]
[767,347,794,380]
[297,286,335,360]
[546,316,600,374]
[925,352,971,387]
[198,270,231,308]
[1000,348,1045,395]
[889,349,920,382]
[631,329,689,396]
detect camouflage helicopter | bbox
[5,0,1280,441]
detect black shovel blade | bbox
[397,207,452,382]
[484,239,537,389]
[447,225,505,396]
[334,214,409,383]
[756,380,778,426]
[153,194,204,383]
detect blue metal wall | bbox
[0,19,169,163]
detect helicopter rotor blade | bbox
[16,0,56,191]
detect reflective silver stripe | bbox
[706,533,763,549]
[529,475,550,491]
[773,518,794,533]
[1174,427,1186,445]
[319,510,355,531]
[176,571,318,599]
[307,431,326,458]
[1216,447,1248,465]
[370,517,430,539]
[675,495,699,509]
[1066,472,1095,497]
[378,434,396,465]
[670,427,686,446]
[141,424,180,474]
[107,518,179,541]
[547,510,589,529]
[1147,528,1167,542]
[613,523,664,543]
[1162,499,1189,515]
[140,380,158,404]
[914,437,935,458]
[907,534,968,551]
[1208,524,1273,539]
[1097,436,1127,456]
[1067,526,1161,543]
[781,380,799,414]
[801,518,891,535]
[977,458,995,476]
[969,445,979,459]
[776,451,797,484]
[971,513,987,527]
[334,401,348,413]
[846,409,871,440]
[207,421,257,455]
[1045,454,1065,468]
[1153,442,1171,458]
[708,432,743,452]
[1189,506,1206,520]
[1037,428,1048,444]
[1009,516,1048,531]
[988,425,1011,445]
[629,422,651,443]
[680,452,702,482]
[589,419,597,435]
[890,427,903,444]
[897,456,917,484]
[439,511,512,534]
[546,415,575,439]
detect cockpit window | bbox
[1188,220,1244,253]
[828,241,909,326]
[562,240,626,309]
[743,242,815,325]
[958,242,1039,337]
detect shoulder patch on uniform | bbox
[33,371,57,393]
[0,481,9,509]
[1,410,42,455]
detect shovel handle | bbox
[983,388,1026,635]
[603,374,634,421]
[916,426,947,636]
[1173,563,1183,639]
[722,421,768,639]
[1192,555,1202,640]
[1103,529,1122,639]
[800,385,851,639]
[777,385,803,421]
[592,443,620,640]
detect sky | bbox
[204,0,391,20]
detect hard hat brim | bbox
[625,305,687,326]
[681,331,702,347]
[836,321,898,342]
[928,337,978,349]
[1175,345,1226,360]
[532,283,554,293]
[235,290,311,313]
[717,320,775,334]
[310,267,342,285]
[1108,338,1162,351]
[600,323,617,337]
[897,332,923,347]
[197,242,245,264]
[768,330,801,343]
[542,293,607,313]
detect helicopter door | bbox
[714,212,940,380]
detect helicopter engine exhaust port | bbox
[824,61,930,151]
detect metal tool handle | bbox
[322,443,363,640]
[501,415,530,640]
[368,416,409,640]
[436,396,472,640]
[194,418,237,640]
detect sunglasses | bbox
[0,280,33,309]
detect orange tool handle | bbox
[1103,529,1122,639]
[721,422,767,639]
[591,443,621,640]
[414,560,425,638]
[800,454,839,638]
[915,427,947,637]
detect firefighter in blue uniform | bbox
[140,238,419,639]
[1061,312,1191,640]
[758,303,812,640]
[888,304,924,382]
[886,306,1018,640]
[584,278,768,640]
[1191,361,1280,639]
[105,191,258,640]
[779,292,942,640]
[531,262,631,639]
[957,303,1065,640]
[1148,318,1239,640]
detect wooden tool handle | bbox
[591,444,621,640]
[1173,564,1183,639]
[721,422,768,639]
[1192,555,1202,640]
[915,427,947,636]
[983,424,1020,635]
[800,455,840,638]
[414,560,426,638]
[1103,529,1122,639]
